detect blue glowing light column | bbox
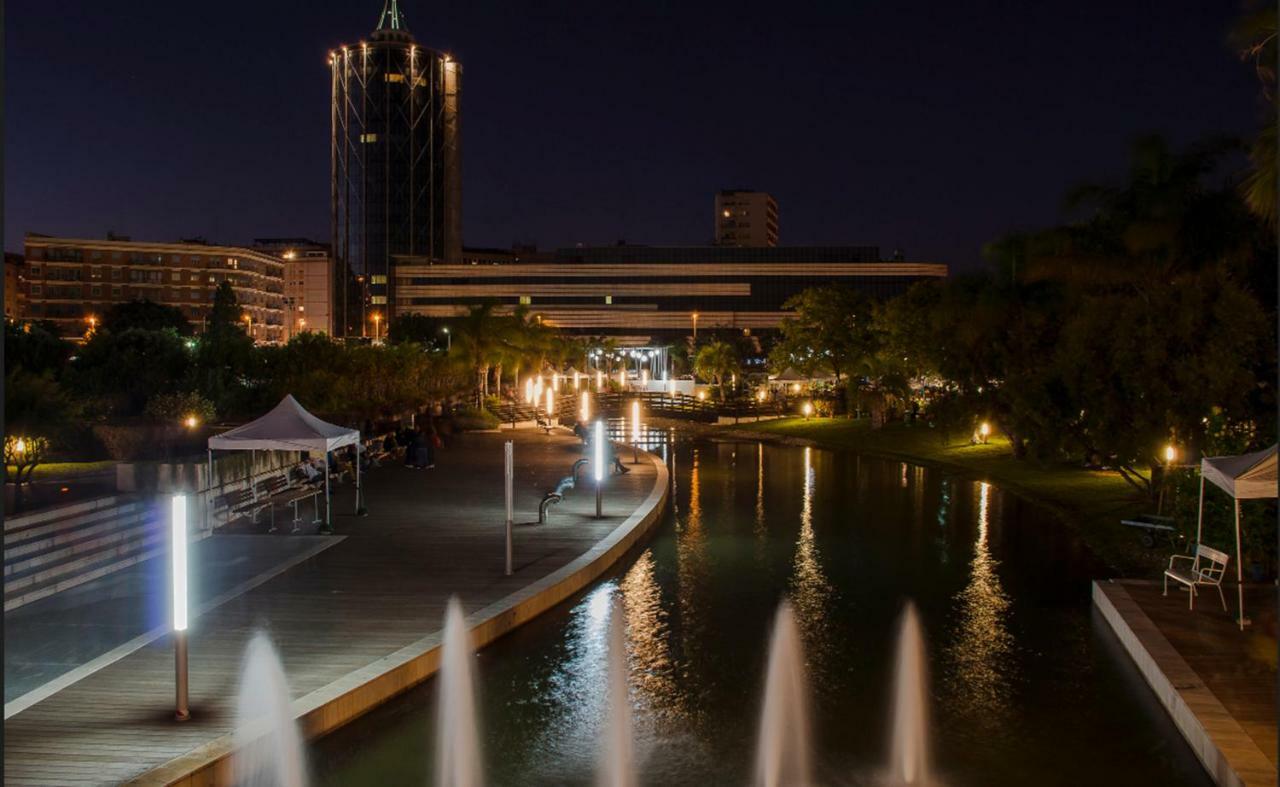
[594,420,605,518]
[172,494,190,721]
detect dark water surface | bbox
[314,438,1209,786]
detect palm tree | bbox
[694,339,739,400]
[451,302,502,405]
[1231,4,1276,227]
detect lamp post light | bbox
[183,415,199,430]
[618,370,626,390]
[803,401,813,420]
[596,370,603,390]
[524,378,534,404]
[631,400,641,464]
[86,315,98,337]
[593,420,605,518]
[545,386,556,425]
[580,391,590,423]
[979,421,991,445]
[573,371,580,390]
[691,311,699,341]
[504,441,514,576]
[371,312,382,343]
[442,326,451,351]
[172,494,190,721]
[243,313,253,341]
[1158,443,1178,515]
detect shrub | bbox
[451,406,500,431]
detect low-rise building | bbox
[5,252,26,320]
[391,244,946,342]
[253,239,334,338]
[21,234,286,342]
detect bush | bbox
[145,391,217,424]
[451,407,500,431]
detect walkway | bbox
[1094,579,1277,786]
[3,429,668,786]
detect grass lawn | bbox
[5,460,116,481]
[733,417,1160,576]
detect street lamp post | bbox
[691,311,699,341]
[442,326,451,351]
[171,494,190,721]
[594,420,605,518]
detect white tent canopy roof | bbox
[207,395,360,454]
[1200,445,1278,500]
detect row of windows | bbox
[27,248,283,272]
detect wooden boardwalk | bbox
[3,430,666,786]
[1094,579,1277,786]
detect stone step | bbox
[3,538,168,612]
[4,512,159,577]
[4,506,151,561]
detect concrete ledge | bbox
[135,451,670,786]
[1092,580,1276,787]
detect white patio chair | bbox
[1163,544,1230,611]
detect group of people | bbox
[391,425,439,470]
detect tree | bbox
[693,339,739,399]
[450,302,503,405]
[774,286,879,384]
[1230,3,1277,227]
[5,320,71,376]
[5,368,81,446]
[193,282,255,415]
[101,299,192,336]
[69,328,191,416]
[389,313,449,348]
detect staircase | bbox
[4,496,167,611]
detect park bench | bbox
[1120,514,1179,548]
[255,474,321,533]
[1164,544,1230,611]
[210,488,257,529]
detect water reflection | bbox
[620,550,683,727]
[788,447,834,676]
[674,449,709,729]
[754,443,766,542]
[945,481,1014,725]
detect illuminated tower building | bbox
[329,0,462,336]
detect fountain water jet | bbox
[233,631,307,787]
[436,596,483,787]
[886,601,931,786]
[598,594,636,787]
[754,600,812,787]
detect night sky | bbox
[5,1,1263,271]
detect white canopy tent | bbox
[1195,444,1277,630]
[207,395,362,530]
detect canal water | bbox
[314,438,1209,786]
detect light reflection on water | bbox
[944,482,1015,733]
[315,441,1212,787]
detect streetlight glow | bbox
[802,401,813,418]
[546,386,555,415]
[593,420,605,482]
[524,378,534,404]
[172,495,188,632]
[183,415,198,429]
[596,370,604,389]
[641,369,649,387]
[580,391,590,422]
[632,400,641,443]
[1164,444,1177,464]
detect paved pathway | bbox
[3,429,663,786]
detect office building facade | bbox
[391,245,945,341]
[715,190,779,247]
[21,235,286,342]
[253,239,334,338]
[330,0,462,336]
[5,253,25,320]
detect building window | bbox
[371,274,387,284]
[359,133,379,143]
[91,251,103,260]
[519,295,531,305]
[173,271,181,281]
[30,285,41,296]
[371,295,387,305]
[111,268,121,280]
[91,285,102,297]
[111,286,122,297]
[28,264,40,276]
[111,251,122,261]
[385,73,405,83]
[604,295,612,304]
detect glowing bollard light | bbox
[524,378,534,404]
[1164,443,1177,464]
[697,390,707,401]
[172,494,190,721]
[594,420,605,518]
[596,370,604,390]
[979,421,991,444]
[534,378,544,408]
[546,386,556,423]
[580,391,590,423]
[618,370,627,389]
[802,401,813,420]
[573,371,580,390]
[632,402,644,463]
[641,369,649,387]
[553,374,560,392]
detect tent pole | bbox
[325,454,332,532]
[1195,474,1205,545]
[355,442,362,514]
[1234,499,1245,630]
